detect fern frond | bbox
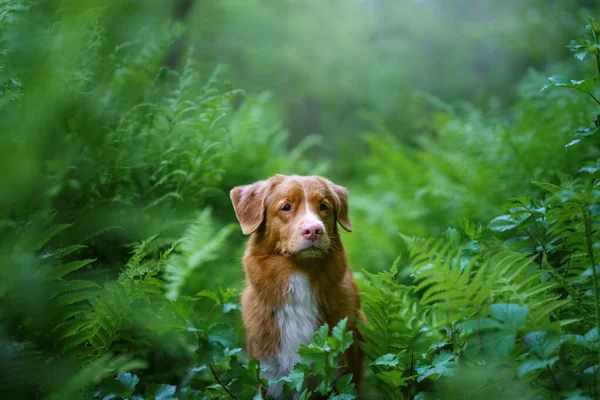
[405,235,570,326]
[360,258,437,359]
[47,353,146,400]
[164,210,235,301]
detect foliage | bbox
[353,17,600,399]
[274,319,357,399]
[3,1,600,400]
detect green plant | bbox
[353,17,600,400]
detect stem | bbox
[209,364,239,400]
[590,92,600,107]
[583,206,600,337]
[594,364,598,400]
[477,314,485,362]
[407,351,414,400]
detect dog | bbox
[230,174,365,398]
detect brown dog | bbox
[230,174,365,398]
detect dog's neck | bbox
[243,230,348,304]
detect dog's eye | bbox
[320,203,328,211]
[281,204,292,212]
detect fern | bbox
[52,234,170,356]
[47,353,146,400]
[406,237,494,323]
[404,235,567,326]
[164,210,235,301]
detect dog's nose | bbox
[301,223,323,241]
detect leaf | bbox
[312,324,330,349]
[49,280,102,298]
[152,384,177,400]
[196,290,219,303]
[585,327,598,343]
[518,356,559,377]
[335,374,356,395]
[33,223,73,250]
[541,75,600,94]
[524,331,560,359]
[371,353,400,367]
[489,215,521,232]
[41,244,87,260]
[489,304,528,331]
[273,368,305,392]
[481,330,516,358]
[376,370,408,387]
[582,265,600,277]
[116,372,140,391]
[566,138,583,148]
[223,302,242,313]
[330,394,356,400]
[416,352,456,382]
[49,259,96,279]
[532,181,561,193]
[208,323,236,348]
[456,317,502,332]
[331,318,353,352]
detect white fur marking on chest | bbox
[262,272,319,397]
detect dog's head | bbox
[230,175,352,258]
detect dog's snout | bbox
[301,223,323,241]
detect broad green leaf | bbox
[518,356,559,377]
[524,331,560,359]
[456,317,503,332]
[481,331,516,358]
[208,323,236,348]
[489,303,528,330]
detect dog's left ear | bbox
[329,182,353,232]
[230,180,268,235]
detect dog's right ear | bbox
[230,180,269,235]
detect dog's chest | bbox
[275,272,320,371]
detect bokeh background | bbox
[2,0,600,398]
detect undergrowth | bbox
[2,2,600,399]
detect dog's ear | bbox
[230,180,269,235]
[329,182,353,232]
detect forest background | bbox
[3,0,600,399]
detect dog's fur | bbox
[230,174,365,398]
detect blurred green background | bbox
[1,0,600,398]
